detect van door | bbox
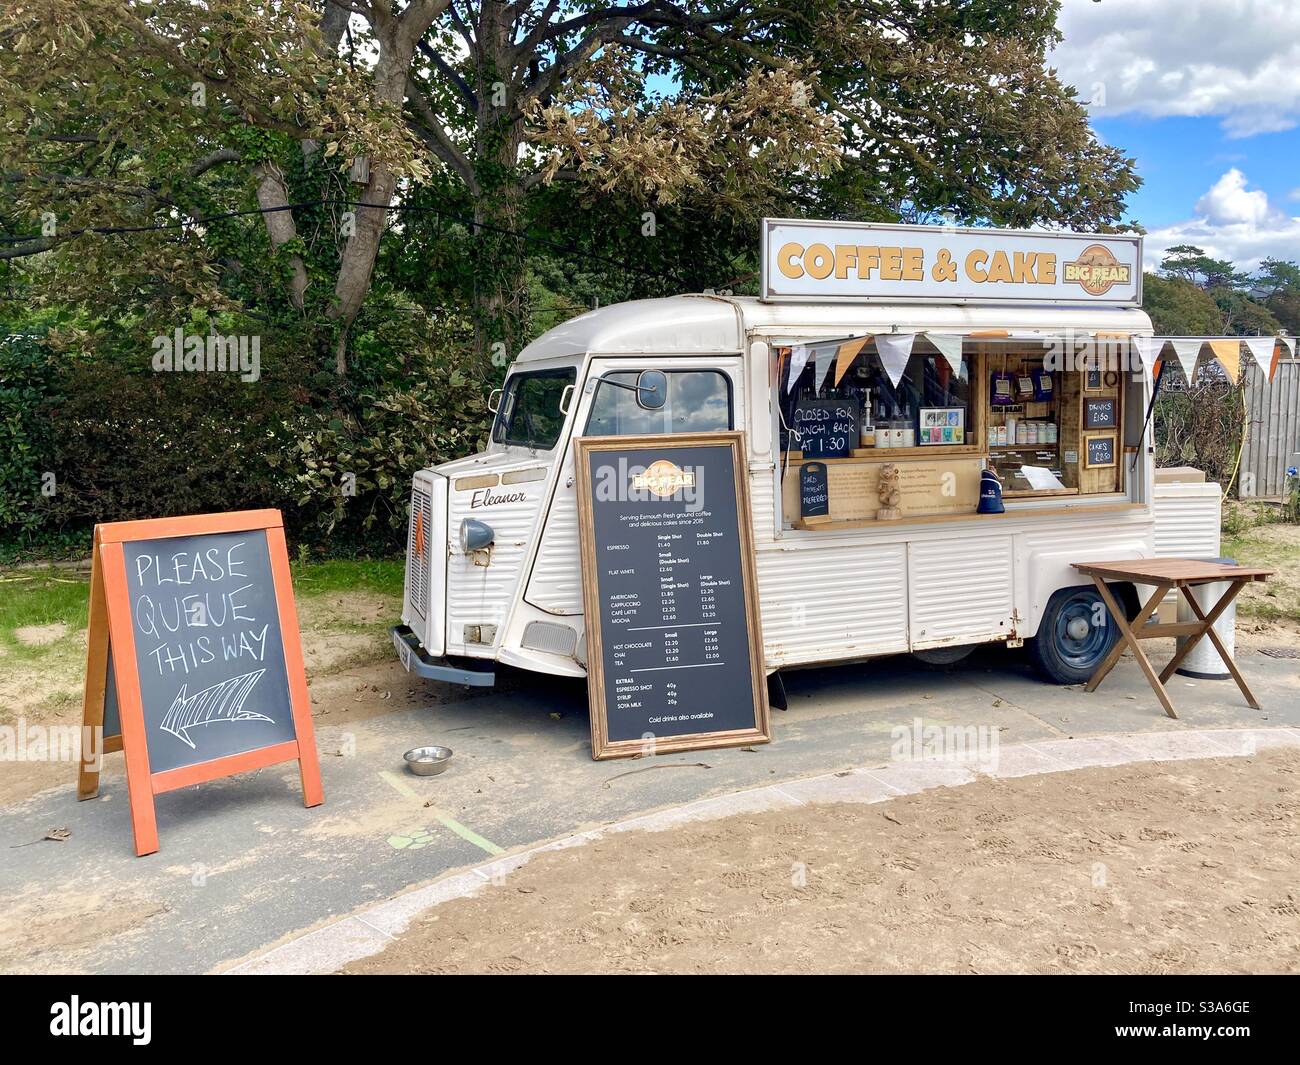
[524,358,740,616]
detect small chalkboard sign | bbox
[793,397,859,458]
[1084,434,1117,469]
[78,510,322,856]
[1084,396,1119,429]
[799,462,830,521]
[575,432,771,760]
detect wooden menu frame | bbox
[78,509,323,856]
[574,431,771,760]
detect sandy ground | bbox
[346,749,1300,975]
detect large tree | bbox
[2,1,1139,374]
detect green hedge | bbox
[0,306,490,561]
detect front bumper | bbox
[391,625,496,687]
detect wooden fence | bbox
[1239,360,1300,498]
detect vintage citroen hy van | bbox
[392,221,1220,694]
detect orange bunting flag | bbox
[1208,339,1241,382]
[832,336,870,387]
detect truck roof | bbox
[514,294,1156,364]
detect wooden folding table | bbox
[1070,558,1272,720]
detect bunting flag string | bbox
[874,333,917,388]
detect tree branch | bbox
[416,38,479,110]
[406,77,480,193]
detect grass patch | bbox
[0,569,91,665]
[0,559,403,668]
[289,558,404,599]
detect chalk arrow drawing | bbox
[159,669,272,749]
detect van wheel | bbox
[912,644,976,668]
[1027,586,1121,685]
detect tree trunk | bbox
[251,162,309,311]
[324,3,444,375]
[469,1,530,374]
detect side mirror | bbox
[487,387,503,414]
[636,370,667,411]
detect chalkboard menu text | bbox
[1084,434,1117,469]
[575,433,771,759]
[793,397,859,458]
[1084,397,1118,429]
[799,462,830,522]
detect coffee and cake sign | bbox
[761,219,1141,306]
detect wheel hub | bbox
[1066,617,1091,641]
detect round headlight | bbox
[459,518,495,553]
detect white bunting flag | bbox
[786,343,810,393]
[925,333,965,376]
[1132,336,1165,379]
[813,342,835,395]
[1242,337,1275,383]
[1169,339,1202,384]
[875,332,917,388]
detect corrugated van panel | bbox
[908,535,1014,648]
[756,542,908,664]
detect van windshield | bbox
[492,367,575,449]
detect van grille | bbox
[406,485,433,619]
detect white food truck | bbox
[392,219,1220,695]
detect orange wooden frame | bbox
[77,509,323,856]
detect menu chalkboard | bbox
[1084,397,1119,429]
[799,462,829,520]
[1085,434,1117,468]
[575,433,771,760]
[79,510,322,856]
[793,397,859,458]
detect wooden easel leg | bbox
[1166,581,1259,710]
[1083,579,1166,693]
[78,534,110,801]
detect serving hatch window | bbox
[778,338,973,452]
[492,367,576,449]
[585,369,732,436]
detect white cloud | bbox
[1144,169,1300,270]
[1050,0,1300,137]
[1195,168,1279,226]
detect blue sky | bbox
[1095,116,1300,231]
[1049,0,1300,271]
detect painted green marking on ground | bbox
[378,771,504,855]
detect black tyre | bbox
[1027,585,1122,684]
[912,644,977,668]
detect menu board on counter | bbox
[574,432,771,760]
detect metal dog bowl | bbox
[404,745,453,776]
